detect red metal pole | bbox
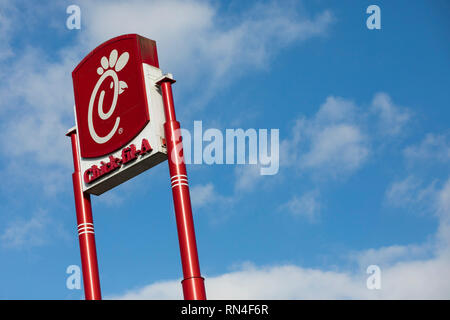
[157,75,207,300]
[67,128,102,300]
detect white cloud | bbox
[376,256,450,299]
[1,209,51,248]
[279,190,321,222]
[301,124,368,173]
[315,95,358,124]
[110,278,183,300]
[371,92,411,137]
[281,96,369,178]
[190,183,232,209]
[190,183,216,208]
[385,176,421,207]
[385,176,437,209]
[436,179,450,247]
[351,244,432,270]
[404,133,450,163]
[234,165,263,192]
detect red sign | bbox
[72,34,159,158]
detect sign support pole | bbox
[157,74,207,300]
[67,128,102,300]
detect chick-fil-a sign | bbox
[72,34,167,195]
[68,34,206,301]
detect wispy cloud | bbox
[0,209,59,248]
[279,190,321,222]
[371,92,411,137]
[385,175,437,212]
[404,132,450,163]
[280,96,370,178]
[233,164,264,192]
[0,46,81,172]
[190,183,232,209]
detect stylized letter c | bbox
[88,69,120,144]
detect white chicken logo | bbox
[88,49,129,144]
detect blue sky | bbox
[0,0,449,299]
